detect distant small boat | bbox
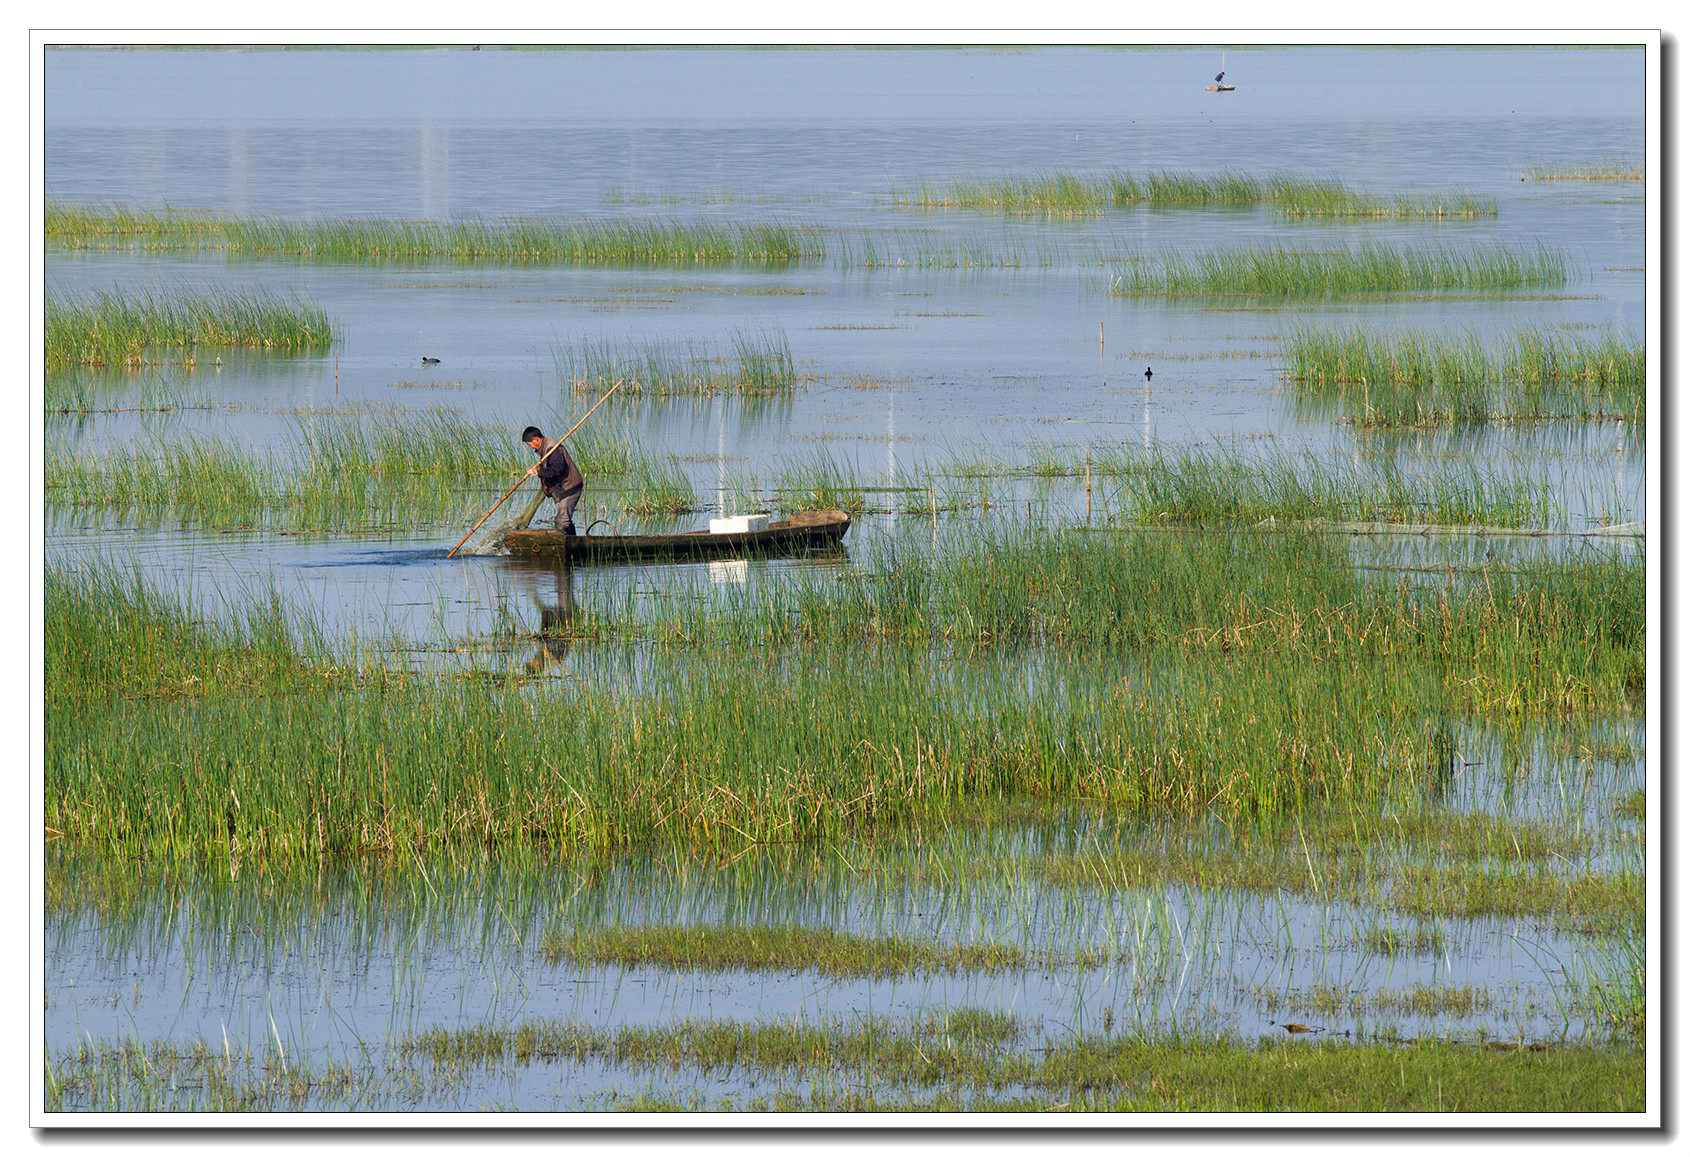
[1208,51,1233,92]
[502,509,852,562]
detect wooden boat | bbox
[1205,84,1236,92]
[502,508,852,562]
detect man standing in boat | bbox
[521,425,584,536]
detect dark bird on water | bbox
[1144,366,1153,382]
[422,356,441,366]
[1215,70,1225,83]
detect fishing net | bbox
[463,488,547,555]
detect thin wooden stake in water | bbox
[445,379,623,558]
[1086,449,1092,524]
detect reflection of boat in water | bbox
[502,509,852,562]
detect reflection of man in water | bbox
[521,424,584,535]
[526,562,578,675]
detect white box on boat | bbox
[708,514,768,535]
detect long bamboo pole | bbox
[446,380,623,558]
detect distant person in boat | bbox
[521,424,584,536]
[1215,70,1225,83]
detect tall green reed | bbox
[1522,158,1643,181]
[46,287,333,371]
[46,203,826,264]
[552,330,796,397]
[45,524,1642,865]
[1109,241,1567,297]
[888,171,1495,219]
[1284,325,1645,425]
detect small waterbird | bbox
[1270,1021,1322,1035]
[1143,366,1153,382]
[422,356,441,366]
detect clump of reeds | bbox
[1523,158,1644,181]
[887,171,1496,219]
[45,287,334,371]
[622,522,1644,712]
[44,523,1644,862]
[1094,442,1557,527]
[44,645,1446,860]
[47,410,522,531]
[1283,324,1646,425]
[45,563,333,704]
[1276,189,1498,219]
[552,329,796,397]
[45,203,827,264]
[46,436,275,525]
[1109,241,1567,297]
[43,410,704,531]
[617,456,697,515]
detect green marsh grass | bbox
[44,409,700,531]
[542,924,1031,977]
[617,455,698,515]
[46,287,333,371]
[48,1022,1642,1113]
[405,1014,1639,1113]
[46,526,1643,862]
[44,564,336,704]
[44,647,1454,860]
[1362,926,1446,957]
[1524,158,1644,181]
[1284,325,1645,425]
[45,1036,386,1113]
[1090,443,1558,527]
[552,329,796,397]
[1026,807,1637,933]
[398,1008,1025,1088]
[890,170,1496,219]
[1109,241,1567,298]
[45,203,826,264]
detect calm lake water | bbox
[41,44,1651,1113]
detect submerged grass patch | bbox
[45,287,333,371]
[45,371,205,417]
[45,203,826,264]
[1028,816,1639,933]
[1109,241,1567,297]
[47,1020,1643,1113]
[1284,324,1645,425]
[542,924,1032,977]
